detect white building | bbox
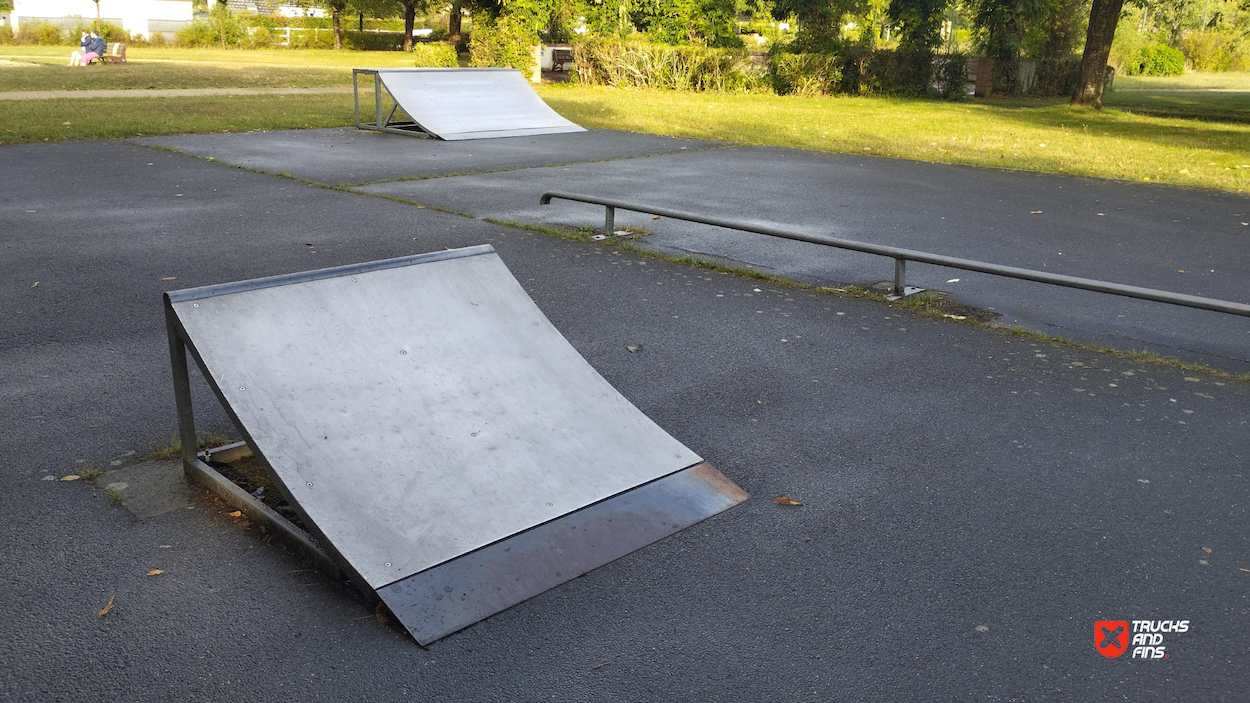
[11,0,193,40]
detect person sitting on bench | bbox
[83,31,106,65]
[68,30,92,66]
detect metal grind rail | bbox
[539,190,1250,319]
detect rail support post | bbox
[604,206,615,235]
[894,258,907,297]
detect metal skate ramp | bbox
[164,245,746,643]
[353,68,586,140]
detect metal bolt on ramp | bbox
[164,244,746,644]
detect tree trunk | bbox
[359,12,364,32]
[448,0,463,50]
[403,2,416,52]
[332,7,341,50]
[1071,0,1125,107]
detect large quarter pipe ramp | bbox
[164,245,746,643]
[353,68,586,140]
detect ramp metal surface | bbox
[354,68,586,140]
[164,245,746,643]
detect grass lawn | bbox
[0,45,417,91]
[538,84,1250,192]
[2,46,1248,193]
[1,94,357,142]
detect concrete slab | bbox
[95,460,192,520]
[358,146,1250,372]
[130,127,723,186]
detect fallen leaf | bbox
[160,276,176,281]
[1030,210,1043,214]
[946,278,960,283]
[375,601,391,625]
[1179,169,1190,174]
[1202,547,1212,554]
[60,475,80,482]
[775,496,804,506]
[626,344,643,353]
[62,121,71,126]
[227,510,243,518]
[652,215,660,220]
[30,282,39,288]
[593,662,610,669]
[146,569,164,576]
[97,596,115,617]
[942,314,967,320]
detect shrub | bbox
[97,22,129,44]
[1032,56,1081,96]
[1122,43,1184,76]
[411,42,458,67]
[1178,32,1238,73]
[14,21,68,45]
[932,53,968,99]
[0,25,13,45]
[342,30,404,51]
[469,17,535,71]
[770,53,841,95]
[574,38,765,92]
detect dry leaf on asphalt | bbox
[375,601,392,625]
[60,475,80,482]
[97,596,115,617]
[146,569,164,576]
[775,496,804,506]
[626,344,643,353]
[30,282,39,288]
[1202,547,1213,554]
[227,510,243,518]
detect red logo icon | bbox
[1095,620,1129,658]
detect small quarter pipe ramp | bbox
[353,68,586,140]
[164,245,746,644]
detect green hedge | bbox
[1122,44,1185,76]
[770,53,841,96]
[468,18,534,71]
[573,38,765,92]
[770,50,965,98]
[1031,57,1082,97]
[412,42,458,67]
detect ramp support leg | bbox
[604,205,615,235]
[374,73,383,130]
[352,71,360,127]
[165,306,199,468]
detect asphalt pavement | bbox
[2,134,1248,701]
[139,127,1250,374]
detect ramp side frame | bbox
[353,68,433,138]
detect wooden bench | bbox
[90,43,127,65]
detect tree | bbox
[888,0,953,51]
[1070,0,1124,106]
[320,0,348,49]
[973,0,1047,95]
[772,0,866,51]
